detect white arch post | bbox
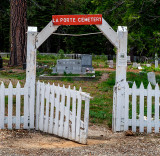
[26,18,128,132]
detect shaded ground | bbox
[0,125,160,155]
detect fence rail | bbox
[123,82,160,133]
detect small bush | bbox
[58,49,65,59]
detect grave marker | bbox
[155,53,159,68]
[147,72,156,86]
[81,54,92,68]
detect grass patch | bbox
[127,72,149,88]
[89,72,115,127]
[0,71,25,80]
[61,77,73,82]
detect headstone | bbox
[132,62,138,68]
[127,56,131,63]
[52,67,57,73]
[146,64,151,67]
[81,54,92,68]
[56,59,82,74]
[137,63,141,67]
[108,60,114,68]
[147,72,156,86]
[155,53,159,68]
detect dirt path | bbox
[0,125,160,155]
[95,68,141,73]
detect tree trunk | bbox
[10,0,27,66]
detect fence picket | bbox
[124,83,129,131]
[80,95,90,144]
[0,82,5,129]
[76,88,82,142]
[147,83,152,133]
[24,83,29,129]
[29,80,35,128]
[155,84,159,133]
[63,85,71,138]
[39,82,45,131]
[16,82,21,129]
[8,82,13,129]
[116,83,122,131]
[53,84,60,135]
[36,81,40,130]
[59,85,65,137]
[132,82,137,132]
[49,83,55,133]
[71,86,77,140]
[139,83,144,132]
[44,83,50,132]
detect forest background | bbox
[0,0,160,57]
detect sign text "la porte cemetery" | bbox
[52,14,102,25]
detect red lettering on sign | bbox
[52,14,102,25]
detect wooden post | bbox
[26,27,37,129]
[113,26,128,132]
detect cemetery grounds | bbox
[0,55,160,155]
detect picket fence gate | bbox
[0,81,90,144]
[0,81,34,130]
[35,81,91,144]
[120,82,160,133]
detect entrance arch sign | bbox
[26,15,128,135]
[52,14,102,25]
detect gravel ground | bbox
[0,124,160,155]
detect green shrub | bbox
[58,49,65,59]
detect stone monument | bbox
[81,54,92,68]
[52,54,94,74]
[108,60,114,68]
[155,53,159,68]
[147,72,156,86]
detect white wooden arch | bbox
[26,17,128,132]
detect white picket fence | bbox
[0,81,34,130]
[123,82,160,133]
[36,81,91,144]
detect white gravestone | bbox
[56,59,82,74]
[81,54,92,68]
[155,53,159,68]
[132,62,138,68]
[127,56,131,63]
[146,64,151,67]
[108,60,114,68]
[147,72,156,86]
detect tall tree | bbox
[10,0,27,66]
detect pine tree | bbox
[10,0,27,66]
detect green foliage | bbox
[0,71,25,80]
[37,53,56,60]
[61,77,73,82]
[98,72,115,92]
[90,72,114,127]
[95,71,102,77]
[58,49,65,59]
[127,72,149,88]
[1,0,160,60]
